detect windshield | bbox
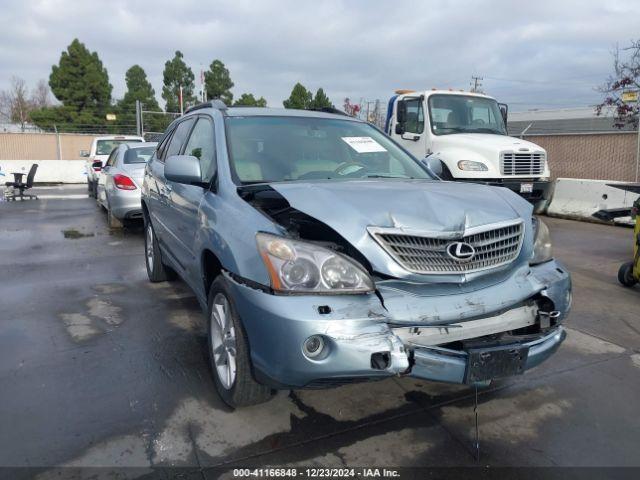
[96,139,142,155]
[226,116,431,184]
[124,146,155,164]
[428,95,506,136]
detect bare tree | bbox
[31,79,51,108]
[0,77,52,130]
[596,40,640,129]
[0,76,31,128]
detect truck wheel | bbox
[440,163,454,180]
[617,262,638,287]
[144,219,177,282]
[207,276,272,408]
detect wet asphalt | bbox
[1,185,639,473]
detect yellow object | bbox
[394,89,416,95]
[621,90,638,103]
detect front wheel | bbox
[618,262,638,287]
[207,277,272,408]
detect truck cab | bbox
[386,90,551,204]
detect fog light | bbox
[303,335,325,358]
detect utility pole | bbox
[470,75,483,93]
[135,100,142,136]
[179,85,184,115]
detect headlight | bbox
[531,217,553,264]
[256,233,374,294]
[457,160,488,171]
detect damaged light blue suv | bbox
[141,101,571,408]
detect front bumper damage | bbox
[227,259,571,389]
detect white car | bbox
[81,135,144,198]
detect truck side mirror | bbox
[396,100,407,124]
[395,123,405,135]
[80,150,90,158]
[498,103,508,127]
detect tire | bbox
[207,276,272,408]
[144,218,177,282]
[617,262,638,287]
[440,163,454,181]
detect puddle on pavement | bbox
[62,228,95,239]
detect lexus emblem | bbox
[446,242,475,262]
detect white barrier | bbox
[546,178,639,224]
[0,160,86,184]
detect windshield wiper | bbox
[364,174,414,179]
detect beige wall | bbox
[0,132,97,161]
[1,131,638,181]
[524,132,638,182]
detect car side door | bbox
[151,117,196,269]
[168,116,217,282]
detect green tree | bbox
[31,39,112,129]
[119,65,159,112]
[310,88,333,110]
[116,65,165,132]
[204,59,234,105]
[162,51,196,112]
[283,83,313,109]
[233,93,267,107]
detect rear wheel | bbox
[144,219,177,282]
[207,276,272,408]
[617,262,638,287]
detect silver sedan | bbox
[97,142,157,228]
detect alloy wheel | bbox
[210,293,237,389]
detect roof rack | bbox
[184,99,228,114]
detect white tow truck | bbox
[385,89,551,204]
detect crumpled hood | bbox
[270,179,533,282]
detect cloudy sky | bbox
[0,0,637,112]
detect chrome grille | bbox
[370,220,524,274]
[500,152,545,175]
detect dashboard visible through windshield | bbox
[428,94,506,136]
[225,116,432,184]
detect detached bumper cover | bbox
[226,259,570,388]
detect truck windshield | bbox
[96,139,142,155]
[428,95,506,136]
[226,116,432,184]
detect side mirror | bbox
[80,150,90,158]
[498,103,508,127]
[394,123,405,135]
[165,155,202,185]
[422,156,443,178]
[396,101,407,124]
[92,160,103,171]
